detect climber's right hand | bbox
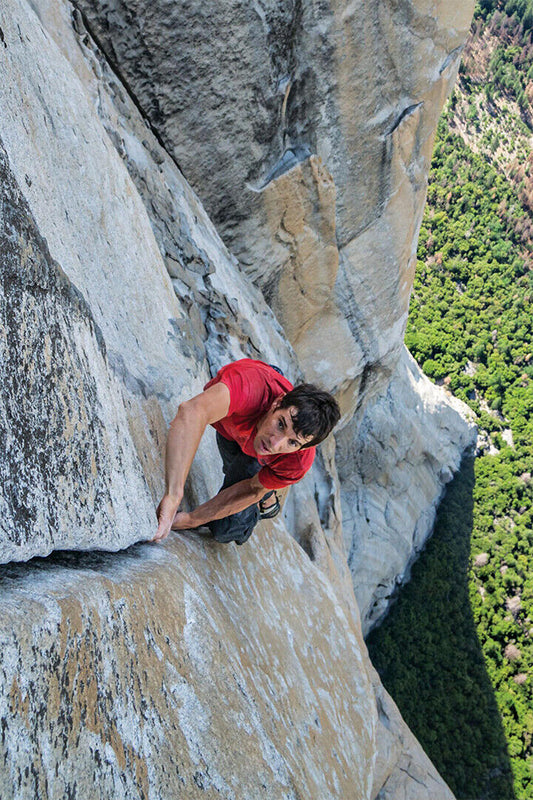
[152,492,182,542]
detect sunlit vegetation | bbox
[368,3,533,798]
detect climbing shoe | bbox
[259,491,280,520]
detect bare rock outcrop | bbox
[0,535,376,800]
[338,348,476,632]
[0,0,292,563]
[0,0,473,797]
[70,0,474,400]
[70,0,477,630]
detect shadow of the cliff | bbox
[367,457,517,800]
[0,538,187,590]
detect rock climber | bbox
[153,358,340,545]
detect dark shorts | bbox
[207,433,263,546]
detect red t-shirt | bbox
[204,359,315,490]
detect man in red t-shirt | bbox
[153,359,340,545]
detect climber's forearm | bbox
[153,382,231,542]
[171,475,267,529]
[164,402,207,498]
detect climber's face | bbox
[253,397,312,456]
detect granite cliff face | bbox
[0,539,376,800]
[0,0,474,797]
[70,0,477,629]
[71,0,476,407]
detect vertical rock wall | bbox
[0,141,151,560]
[0,0,473,796]
[0,0,192,560]
[69,0,475,402]
[0,2,381,795]
[338,348,476,631]
[69,0,477,631]
[0,0,298,562]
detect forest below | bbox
[368,2,533,798]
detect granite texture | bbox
[0,0,476,797]
[67,0,477,630]
[0,534,376,800]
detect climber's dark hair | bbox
[279,384,341,448]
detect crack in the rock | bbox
[440,44,464,75]
[69,3,188,181]
[399,764,428,787]
[387,102,423,136]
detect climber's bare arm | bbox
[171,473,268,530]
[153,382,231,542]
